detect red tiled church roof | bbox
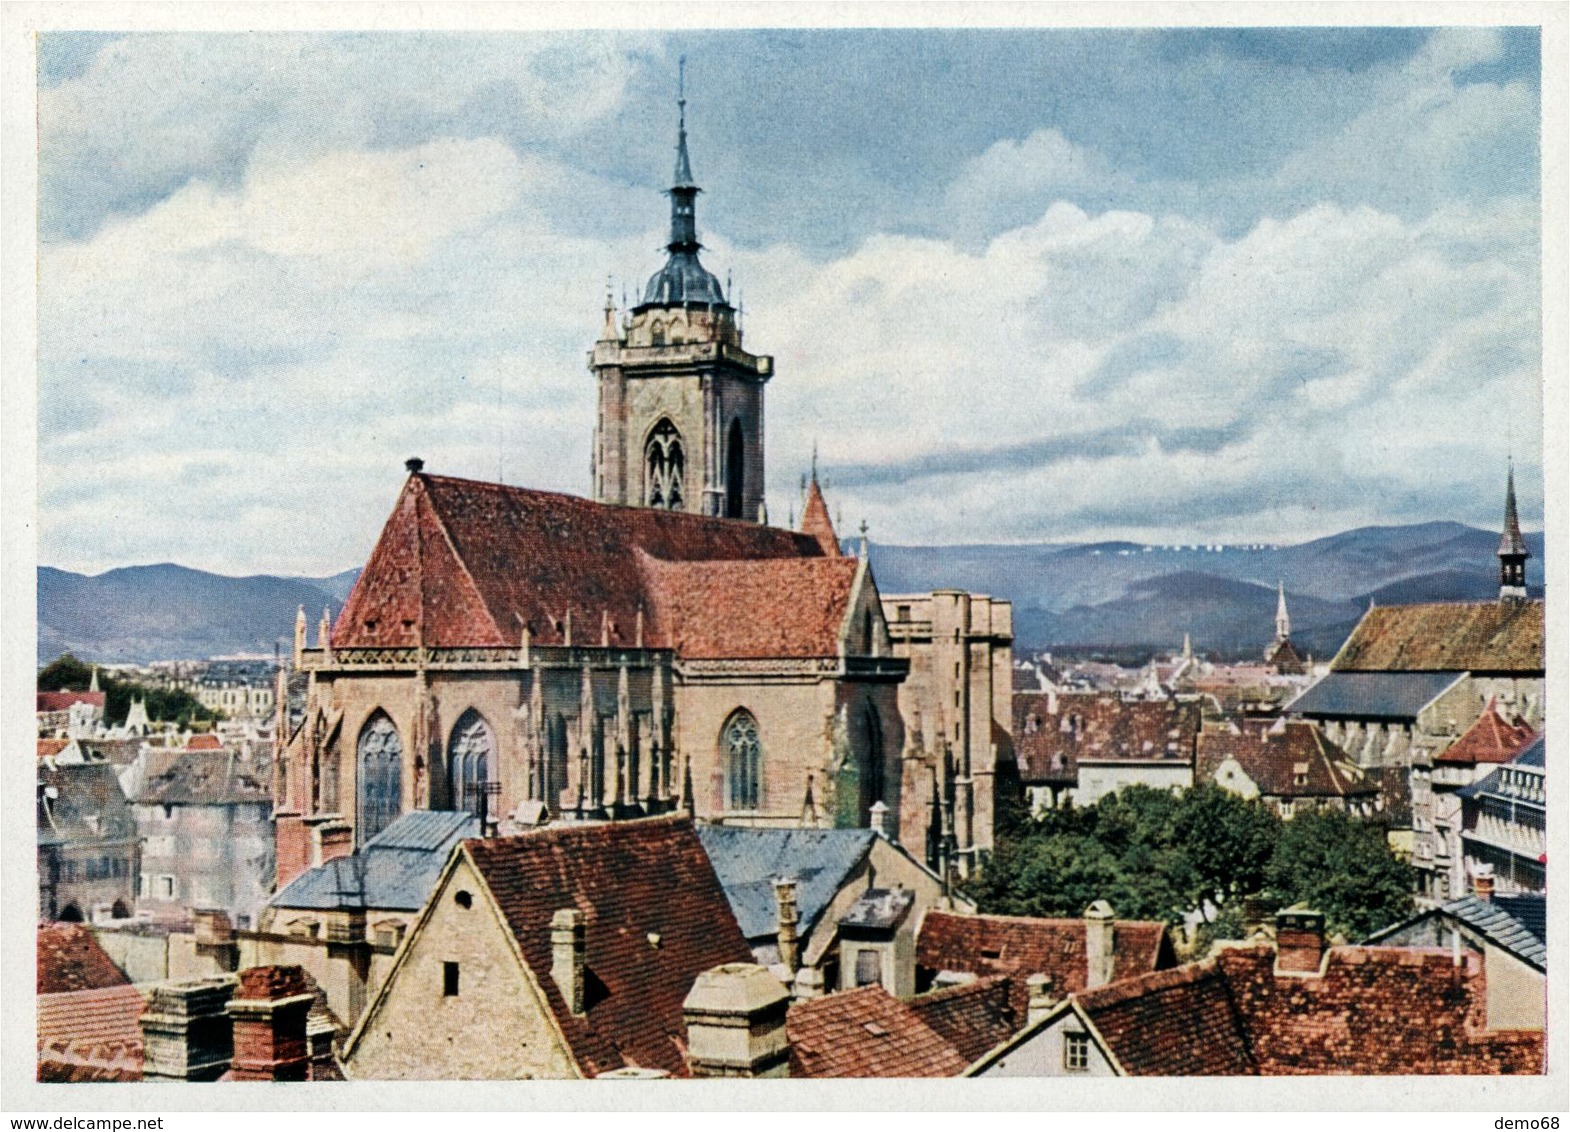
[37,923,130,995]
[917,910,1173,1023]
[640,553,859,659]
[786,985,969,1078]
[462,815,752,1078]
[1331,601,1543,674]
[333,474,842,653]
[1435,698,1536,766]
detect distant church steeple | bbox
[1498,461,1529,601]
[1275,581,1291,643]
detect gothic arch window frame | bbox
[644,417,686,511]
[356,710,404,845]
[446,708,495,819]
[722,708,763,812]
[724,415,745,519]
[860,703,886,823]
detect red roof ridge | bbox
[911,972,1012,1005]
[1074,955,1223,1012]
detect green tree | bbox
[1175,782,1279,918]
[37,653,94,692]
[1265,806,1414,939]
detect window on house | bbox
[455,890,473,909]
[896,605,910,622]
[1064,1032,1090,1071]
[854,949,883,987]
[158,875,176,899]
[443,961,460,997]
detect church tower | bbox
[589,66,773,520]
[1498,462,1529,601]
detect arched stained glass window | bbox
[357,712,403,843]
[723,710,762,811]
[645,419,686,510]
[447,709,494,818]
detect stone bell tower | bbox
[589,64,772,521]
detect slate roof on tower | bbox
[332,473,838,652]
[460,815,752,1078]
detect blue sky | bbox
[36,27,1543,575]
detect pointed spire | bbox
[859,519,870,560]
[1275,580,1291,643]
[801,474,840,557]
[1498,460,1529,600]
[89,666,99,693]
[673,55,695,189]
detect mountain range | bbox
[36,521,1542,665]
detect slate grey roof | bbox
[136,751,270,806]
[1457,736,1544,805]
[1494,894,1546,945]
[1439,896,1545,971]
[839,887,915,931]
[696,825,875,941]
[37,762,138,846]
[270,810,479,912]
[1286,671,1464,720]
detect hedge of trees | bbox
[968,782,1413,945]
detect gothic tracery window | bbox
[645,419,686,510]
[447,709,494,818]
[357,712,403,843]
[723,710,762,811]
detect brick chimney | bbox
[139,975,238,1081]
[773,877,800,977]
[1471,863,1495,903]
[308,815,353,868]
[1083,900,1116,989]
[683,963,791,1078]
[225,965,314,1081]
[1275,906,1327,974]
[274,810,311,891]
[551,908,586,1015]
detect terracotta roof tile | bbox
[1332,601,1543,674]
[37,692,106,713]
[1435,699,1536,766]
[799,479,841,558]
[185,734,224,751]
[906,974,1018,1063]
[463,815,752,1078]
[37,1038,143,1082]
[1068,943,1545,1075]
[787,986,969,1078]
[1197,721,1377,800]
[917,911,1172,1022]
[36,985,146,1050]
[1073,958,1256,1075]
[38,924,130,994]
[335,474,828,650]
[1013,693,1200,786]
[37,738,70,759]
[640,553,860,659]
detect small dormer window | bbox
[1064,1032,1090,1071]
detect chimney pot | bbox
[773,877,800,977]
[1026,972,1057,1026]
[1083,900,1116,989]
[683,963,791,1078]
[405,457,424,474]
[551,908,586,1015]
[1471,863,1495,903]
